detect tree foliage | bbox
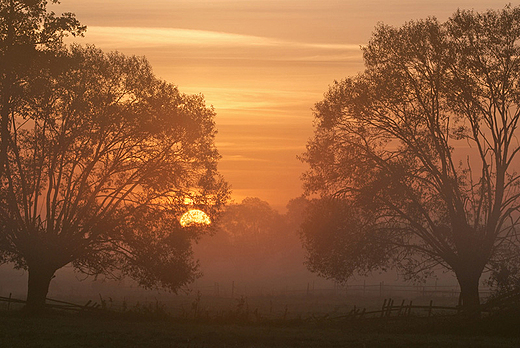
[301,5,520,308]
[194,197,310,287]
[200,198,294,264]
[1,0,85,175]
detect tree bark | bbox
[25,265,55,314]
[456,269,481,313]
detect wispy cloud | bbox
[78,26,362,51]
[224,155,269,162]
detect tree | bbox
[300,5,520,311]
[0,0,85,177]
[198,197,289,267]
[194,197,309,289]
[0,38,229,312]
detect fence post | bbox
[398,299,405,316]
[7,293,11,311]
[428,300,433,317]
[82,300,92,312]
[381,298,387,317]
[387,298,394,317]
[363,280,366,297]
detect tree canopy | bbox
[0,0,85,174]
[300,5,520,309]
[0,1,229,312]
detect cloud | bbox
[78,26,362,52]
[224,155,269,162]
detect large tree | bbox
[0,2,229,313]
[0,0,85,177]
[300,5,520,310]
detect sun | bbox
[180,209,211,227]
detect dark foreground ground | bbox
[1,309,520,348]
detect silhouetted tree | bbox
[207,197,289,266]
[219,198,282,251]
[301,5,520,311]
[0,2,229,313]
[194,197,308,286]
[0,0,85,177]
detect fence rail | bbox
[189,281,493,299]
[0,294,102,312]
[317,297,493,322]
[3,291,520,321]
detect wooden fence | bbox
[324,290,520,321]
[328,298,463,321]
[0,294,102,312]
[3,292,520,321]
[192,281,493,300]
[0,294,471,319]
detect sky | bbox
[57,0,509,211]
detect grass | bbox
[1,292,519,347]
[1,309,520,348]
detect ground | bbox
[1,292,519,347]
[1,310,519,348]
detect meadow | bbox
[1,292,519,348]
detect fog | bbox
[0,196,463,308]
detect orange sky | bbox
[59,0,506,211]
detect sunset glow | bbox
[59,0,503,210]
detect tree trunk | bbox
[25,265,55,314]
[456,270,481,313]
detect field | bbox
[1,293,520,348]
[1,311,520,348]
